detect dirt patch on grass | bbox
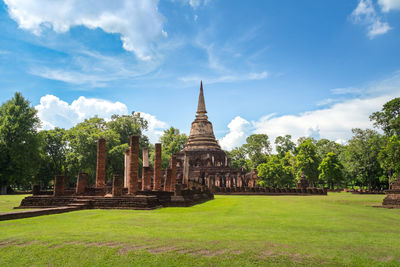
[147,246,177,254]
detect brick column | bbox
[95,138,106,188]
[142,166,152,191]
[153,143,162,191]
[142,147,149,167]
[169,155,177,191]
[164,168,172,191]
[76,172,88,195]
[112,174,123,197]
[53,175,64,196]
[128,136,139,194]
[124,149,130,187]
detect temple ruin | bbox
[15,81,326,215]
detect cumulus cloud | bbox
[378,0,400,12]
[219,116,251,150]
[252,95,390,145]
[351,0,392,38]
[219,71,400,151]
[140,112,169,143]
[35,94,167,143]
[4,0,166,60]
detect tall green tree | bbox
[157,127,188,168]
[343,128,385,189]
[65,117,120,184]
[226,146,250,172]
[243,134,271,168]
[36,128,67,188]
[378,135,400,183]
[370,97,400,136]
[318,152,344,189]
[257,154,295,188]
[0,92,41,193]
[295,139,320,186]
[275,135,296,157]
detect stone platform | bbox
[213,187,327,196]
[382,178,400,208]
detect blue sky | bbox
[0,0,400,149]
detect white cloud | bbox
[252,95,390,145]
[4,0,166,60]
[179,71,268,84]
[35,94,167,143]
[351,0,392,38]
[219,116,250,150]
[140,112,169,143]
[378,0,400,12]
[219,71,400,151]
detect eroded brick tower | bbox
[174,82,252,188]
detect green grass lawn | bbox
[0,195,31,213]
[0,193,399,266]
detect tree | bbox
[318,152,344,189]
[378,135,400,183]
[257,154,295,188]
[370,97,400,136]
[315,138,344,161]
[275,135,296,158]
[243,134,271,168]
[107,112,149,147]
[295,139,320,187]
[343,128,385,189]
[160,127,188,156]
[65,117,120,185]
[158,127,188,168]
[36,128,67,188]
[0,92,41,193]
[226,146,250,172]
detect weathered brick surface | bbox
[53,175,64,196]
[164,168,172,192]
[112,174,123,197]
[76,172,88,195]
[95,138,106,188]
[153,143,162,191]
[124,149,130,188]
[142,166,152,191]
[169,156,177,192]
[128,136,139,194]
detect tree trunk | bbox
[0,184,7,195]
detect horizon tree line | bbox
[0,92,399,193]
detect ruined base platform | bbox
[17,187,214,211]
[213,187,327,196]
[382,189,400,208]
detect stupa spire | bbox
[196,81,207,115]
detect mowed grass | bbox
[0,193,400,266]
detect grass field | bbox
[0,193,399,266]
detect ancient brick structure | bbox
[153,143,162,191]
[128,136,139,194]
[95,138,106,188]
[53,175,65,196]
[112,174,123,197]
[169,156,177,191]
[174,82,247,189]
[142,166,152,191]
[124,149,130,188]
[382,177,400,208]
[297,173,309,189]
[32,185,40,196]
[76,172,88,195]
[164,168,172,192]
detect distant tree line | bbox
[226,98,400,190]
[0,92,398,193]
